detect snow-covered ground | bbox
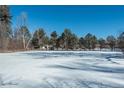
[0,51,124,88]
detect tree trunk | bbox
[22,34,26,49]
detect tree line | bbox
[0,5,124,53]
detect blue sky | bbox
[10,5,124,38]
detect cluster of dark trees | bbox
[31,29,124,52]
[0,5,124,53]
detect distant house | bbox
[40,45,49,50]
[94,44,100,50]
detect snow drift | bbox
[0,51,124,88]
